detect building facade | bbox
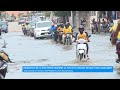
[3,11,28,20]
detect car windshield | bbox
[29,22,35,26]
[0,22,7,26]
[36,22,51,28]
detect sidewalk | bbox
[8,22,21,32]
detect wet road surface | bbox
[1,22,120,79]
[0,31,119,79]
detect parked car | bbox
[34,21,52,39]
[0,21,8,33]
[18,18,25,25]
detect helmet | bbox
[79,25,84,29]
[65,24,69,28]
[66,22,70,26]
[117,19,120,24]
[78,25,84,32]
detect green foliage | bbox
[43,11,51,17]
[53,11,71,17]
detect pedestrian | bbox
[22,24,26,35]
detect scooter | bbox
[91,24,97,34]
[76,35,91,61]
[0,50,13,79]
[0,59,8,79]
[64,33,72,45]
[0,40,13,79]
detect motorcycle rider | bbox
[62,24,72,44]
[75,25,90,42]
[57,24,64,43]
[76,27,89,58]
[25,23,30,35]
[22,24,26,35]
[109,20,117,44]
[49,22,56,40]
[54,24,60,43]
[114,20,120,63]
[91,18,98,33]
[109,20,119,45]
[81,18,86,28]
[66,22,73,32]
[102,19,108,33]
[0,50,12,79]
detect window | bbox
[90,11,96,16]
[36,22,52,28]
[93,11,96,16]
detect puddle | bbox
[64,58,90,65]
[62,45,73,51]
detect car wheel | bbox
[31,33,34,37]
[5,31,8,33]
[39,37,43,39]
[34,36,38,39]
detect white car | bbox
[34,21,52,39]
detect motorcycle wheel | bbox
[79,53,83,61]
[0,74,4,79]
[66,39,68,45]
[91,29,94,34]
[76,50,79,59]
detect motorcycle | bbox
[76,35,91,61]
[64,33,72,45]
[57,30,63,44]
[101,23,110,33]
[0,50,12,79]
[91,24,97,34]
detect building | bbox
[3,11,29,20]
[73,11,90,29]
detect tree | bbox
[54,11,71,17]
[0,11,4,16]
[18,13,22,18]
[0,11,5,19]
[43,11,51,17]
[53,11,71,24]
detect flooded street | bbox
[0,11,120,79]
[1,29,120,79]
[0,20,118,79]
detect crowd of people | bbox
[51,18,120,62]
[49,21,90,58]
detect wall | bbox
[5,11,28,20]
[78,11,90,30]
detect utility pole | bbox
[97,11,101,34]
[76,11,80,29]
[116,11,118,20]
[71,11,73,27]
[50,11,53,21]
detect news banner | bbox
[22,66,113,72]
